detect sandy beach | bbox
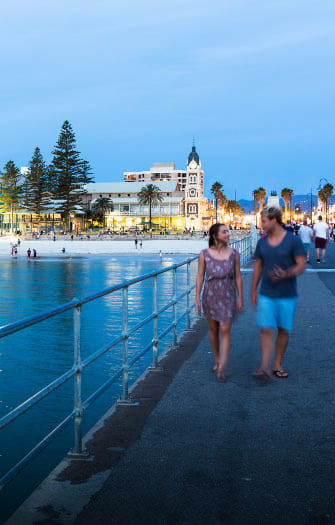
[0,237,211,257]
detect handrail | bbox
[0,236,252,490]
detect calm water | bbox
[0,254,198,521]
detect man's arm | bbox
[251,259,263,305]
[271,255,306,281]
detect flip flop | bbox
[253,370,272,381]
[272,370,288,379]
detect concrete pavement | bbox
[73,254,335,524]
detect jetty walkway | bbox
[8,245,335,525]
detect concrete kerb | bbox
[6,315,209,525]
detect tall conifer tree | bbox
[24,147,51,226]
[0,160,22,233]
[49,121,91,231]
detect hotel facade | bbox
[82,145,208,231]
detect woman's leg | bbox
[208,319,219,369]
[217,323,232,377]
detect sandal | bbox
[216,368,225,382]
[253,370,272,380]
[272,370,288,379]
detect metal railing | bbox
[0,235,252,490]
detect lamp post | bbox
[306,189,313,225]
[215,192,219,223]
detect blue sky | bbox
[0,0,334,199]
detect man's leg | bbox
[322,248,326,262]
[316,247,320,261]
[256,328,274,376]
[273,327,290,376]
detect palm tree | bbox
[286,189,294,219]
[252,189,260,226]
[137,184,163,233]
[322,183,334,221]
[257,187,266,211]
[281,188,292,218]
[318,188,327,217]
[91,197,113,228]
[210,182,224,222]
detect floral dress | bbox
[202,248,237,324]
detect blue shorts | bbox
[256,294,297,332]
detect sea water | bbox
[0,254,198,520]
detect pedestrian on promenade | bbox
[33,248,37,258]
[312,215,330,263]
[251,207,305,379]
[195,223,243,382]
[298,220,313,263]
[285,221,295,233]
[27,248,31,259]
[139,239,143,248]
[135,238,138,249]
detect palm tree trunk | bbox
[149,198,152,236]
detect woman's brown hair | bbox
[208,223,227,247]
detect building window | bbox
[99,194,102,197]
[188,204,197,214]
[109,194,111,197]
[118,194,121,197]
[128,194,130,197]
[167,193,170,196]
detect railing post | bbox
[173,267,177,345]
[149,274,162,371]
[121,286,129,401]
[69,302,88,457]
[186,262,191,329]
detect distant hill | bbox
[238,195,319,213]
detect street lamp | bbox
[215,192,219,223]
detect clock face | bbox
[190,189,196,196]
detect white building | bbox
[82,181,185,230]
[124,163,188,191]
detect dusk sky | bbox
[1,0,334,199]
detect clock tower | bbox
[184,144,205,231]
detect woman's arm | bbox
[195,251,206,314]
[234,251,243,312]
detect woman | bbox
[195,224,243,381]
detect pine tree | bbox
[24,147,51,227]
[49,121,90,231]
[79,159,94,185]
[0,160,23,233]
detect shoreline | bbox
[0,238,210,257]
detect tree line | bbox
[0,121,94,232]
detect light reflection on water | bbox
[0,254,198,521]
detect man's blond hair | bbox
[261,206,283,224]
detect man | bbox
[298,220,313,263]
[285,221,294,233]
[312,215,330,263]
[251,207,306,379]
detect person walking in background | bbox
[298,220,313,263]
[33,249,37,258]
[251,207,305,379]
[135,238,138,249]
[312,215,330,263]
[195,223,243,382]
[27,248,31,259]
